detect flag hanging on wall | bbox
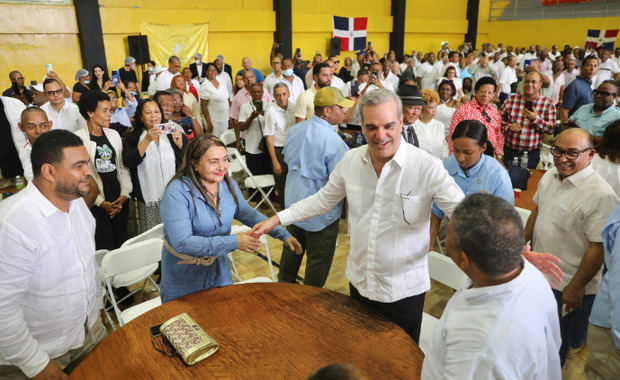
[585,29,618,50]
[332,16,367,52]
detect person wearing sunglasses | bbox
[525,128,619,366]
[40,77,86,132]
[568,80,620,144]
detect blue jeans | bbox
[553,289,596,365]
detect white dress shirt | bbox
[421,260,562,380]
[2,96,27,159]
[498,66,517,94]
[591,154,620,199]
[264,72,286,99]
[278,139,464,302]
[382,71,400,91]
[239,101,268,154]
[0,184,102,377]
[18,141,32,182]
[264,103,295,147]
[413,119,449,159]
[41,101,86,133]
[156,70,175,91]
[533,166,619,294]
[280,74,305,105]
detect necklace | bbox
[206,190,218,201]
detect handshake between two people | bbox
[235,215,303,255]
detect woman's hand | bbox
[272,161,282,176]
[236,232,260,253]
[182,105,193,117]
[171,130,183,149]
[103,80,114,91]
[100,201,120,218]
[145,127,161,143]
[285,237,303,255]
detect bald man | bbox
[524,128,619,365]
[18,107,52,182]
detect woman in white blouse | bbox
[591,120,620,198]
[436,66,463,103]
[435,79,460,137]
[199,62,230,137]
[413,89,449,159]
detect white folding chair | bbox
[227,148,278,213]
[220,130,246,176]
[515,207,531,227]
[419,251,470,354]
[100,238,163,328]
[228,225,276,282]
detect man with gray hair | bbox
[189,52,206,80]
[421,193,562,379]
[252,88,465,342]
[119,56,137,85]
[156,55,181,91]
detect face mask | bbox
[195,60,200,65]
[283,68,294,76]
[131,64,136,70]
[147,66,153,72]
[83,80,90,85]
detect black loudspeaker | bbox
[128,35,150,64]
[330,37,341,57]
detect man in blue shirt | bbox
[560,55,598,124]
[278,87,353,286]
[236,57,265,84]
[586,203,620,378]
[570,80,620,143]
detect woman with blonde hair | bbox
[412,89,449,159]
[159,134,301,302]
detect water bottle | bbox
[14,176,25,190]
[521,151,529,169]
[512,157,519,168]
[356,132,363,145]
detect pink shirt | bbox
[229,87,272,120]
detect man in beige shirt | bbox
[525,128,618,365]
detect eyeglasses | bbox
[481,110,492,123]
[593,89,617,97]
[46,89,63,96]
[151,336,175,357]
[551,146,591,160]
[400,192,411,226]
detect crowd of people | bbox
[0,39,619,379]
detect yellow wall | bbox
[404,0,468,54]
[0,3,81,91]
[292,0,393,64]
[99,0,275,81]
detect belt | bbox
[163,239,217,266]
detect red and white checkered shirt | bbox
[449,99,504,156]
[500,94,556,152]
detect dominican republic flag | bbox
[585,29,618,50]
[332,16,367,52]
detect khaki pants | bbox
[0,318,107,379]
[585,323,620,380]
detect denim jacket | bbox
[160,177,290,302]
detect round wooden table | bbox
[72,283,423,379]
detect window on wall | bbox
[489,0,620,21]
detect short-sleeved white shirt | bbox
[238,101,268,154]
[264,103,295,147]
[533,166,619,294]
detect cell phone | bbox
[30,80,37,86]
[350,80,359,96]
[372,70,379,79]
[45,63,53,73]
[367,41,371,47]
[524,59,531,69]
[525,100,534,111]
[295,48,300,55]
[255,101,263,113]
[150,323,162,337]
[155,121,176,134]
[111,70,120,86]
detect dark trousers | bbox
[278,219,340,287]
[91,203,129,250]
[349,283,426,344]
[502,146,541,170]
[273,147,288,206]
[553,289,596,365]
[246,151,272,176]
